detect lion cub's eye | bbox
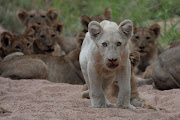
[135,36,139,39]
[102,42,107,47]
[41,15,46,18]
[27,43,30,47]
[15,46,21,50]
[29,15,34,18]
[40,35,45,39]
[146,36,151,40]
[117,42,122,46]
[51,34,56,38]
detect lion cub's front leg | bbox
[87,63,107,108]
[116,60,136,110]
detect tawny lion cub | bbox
[17,8,58,28]
[130,24,162,73]
[24,23,65,56]
[0,30,34,60]
[79,20,135,109]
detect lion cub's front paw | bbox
[107,103,116,108]
[91,103,107,108]
[117,104,136,110]
[124,104,136,110]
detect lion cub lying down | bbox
[0,35,85,84]
[24,22,65,56]
[0,30,34,61]
[18,8,77,54]
[138,39,180,90]
[80,20,135,109]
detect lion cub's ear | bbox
[1,32,13,49]
[76,32,86,48]
[119,20,133,39]
[88,21,103,41]
[104,8,112,20]
[30,23,41,33]
[17,9,28,24]
[149,24,160,39]
[24,28,35,39]
[54,22,63,34]
[46,8,58,23]
[133,24,137,33]
[81,15,92,30]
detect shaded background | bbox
[0,0,179,47]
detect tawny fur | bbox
[56,29,77,54]
[81,8,112,33]
[24,23,65,56]
[137,40,180,90]
[151,40,180,90]
[0,34,85,84]
[17,8,77,54]
[0,30,34,61]
[130,24,162,74]
[17,8,58,28]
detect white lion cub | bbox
[79,20,135,109]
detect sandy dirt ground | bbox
[0,77,180,120]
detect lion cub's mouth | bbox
[139,50,145,53]
[106,63,119,69]
[45,49,54,53]
[139,50,147,56]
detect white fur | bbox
[79,20,135,109]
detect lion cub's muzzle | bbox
[106,58,119,69]
[45,45,55,53]
[138,46,148,56]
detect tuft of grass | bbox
[0,0,179,47]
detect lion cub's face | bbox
[131,24,160,56]
[27,22,63,53]
[89,20,133,69]
[17,9,58,27]
[81,8,112,33]
[1,31,34,55]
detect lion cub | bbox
[24,23,65,56]
[106,52,156,110]
[55,26,77,54]
[130,24,162,73]
[138,39,180,90]
[0,33,85,84]
[81,8,112,33]
[0,30,34,61]
[17,8,58,28]
[79,20,135,109]
[82,52,156,110]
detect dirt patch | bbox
[0,77,180,120]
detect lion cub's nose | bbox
[37,22,41,25]
[47,45,52,48]
[108,58,117,62]
[139,46,145,49]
